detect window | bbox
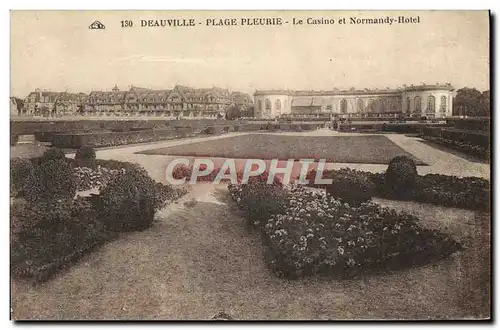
[258,100,263,111]
[440,95,447,113]
[265,99,271,113]
[427,95,436,113]
[326,105,332,111]
[357,98,364,112]
[340,99,347,114]
[406,97,411,112]
[275,99,281,115]
[414,96,421,112]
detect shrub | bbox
[10,158,36,198]
[385,156,418,198]
[325,168,376,206]
[25,159,76,202]
[10,134,19,146]
[97,169,158,232]
[229,184,463,279]
[39,147,66,163]
[306,167,489,211]
[11,198,73,240]
[229,174,288,228]
[153,181,187,209]
[11,197,111,282]
[75,145,96,169]
[413,174,490,211]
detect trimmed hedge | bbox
[205,126,224,135]
[25,159,76,203]
[338,123,384,132]
[420,127,490,158]
[11,157,187,283]
[10,134,19,146]
[307,167,489,212]
[325,168,376,206]
[385,156,418,199]
[51,128,181,148]
[11,119,239,136]
[446,117,490,132]
[75,145,97,169]
[96,169,159,232]
[10,158,36,197]
[11,197,114,282]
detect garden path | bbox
[69,130,489,181]
[12,184,485,320]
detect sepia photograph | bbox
[9,10,491,320]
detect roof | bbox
[25,91,60,102]
[231,91,253,105]
[292,97,313,107]
[89,91,127,103]
[57,92,81,102]
[255,83,455,96]
[403,84,454,92]
[311,97,331,106]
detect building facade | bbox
[254,83,454,119]
[21,85,253,118]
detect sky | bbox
[10,10,490,98]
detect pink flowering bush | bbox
[229,183,463,279]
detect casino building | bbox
[253,83,454,119]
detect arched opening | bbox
[275,99,281,116]
[357,98,364,112]
[340,99,347,114]
[265,99,271,113]
[440,95,447,113]
[406,97,411,112]
[414,96,421,113]
[427,95,436,113]
[258,100,262,111]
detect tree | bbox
[13,97,24,115]
[481,90,490,116]
[225,105,242,120]
[453,87,490,117]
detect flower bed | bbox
[420,135,489,158]
[419,127,490,159]
[306,168,489,212]
[228,183,462,279]
[10,150,187,283]
[73,166,125,191]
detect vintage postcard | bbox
[10,10,491,320]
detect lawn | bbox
[11,186,489,320]
[138,134,426,165]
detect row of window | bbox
[258,98,392,114]
[406,95,447,113]
[257,95,448,114]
